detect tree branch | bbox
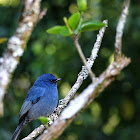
[22,0,131,139]
[0,0,41,116]
[114,0,130,59]
[37,56,130,140]
[22,20,108,140]
[36,0,131,135]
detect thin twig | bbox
[73,35,96,82]
[114,0,130,59]
[39,8,47,20]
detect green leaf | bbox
[80,21,106,32]
[47,25,65,34]
[77,0,87,12]
[60,26,72,36]
[38,117,48,124]
[47,25,71,36]
[68,12,81,30]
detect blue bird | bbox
[11,73,61,140]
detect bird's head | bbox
[34,73,61,86]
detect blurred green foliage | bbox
[0,0,140,140]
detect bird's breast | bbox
[27,89,58,120]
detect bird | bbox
[11,73,61,140]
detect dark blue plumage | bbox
[11,73,60,140]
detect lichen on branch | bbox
[0,0,41,116]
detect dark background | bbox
[0,0,139,140]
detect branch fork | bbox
[23,0,131,139]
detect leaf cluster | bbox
[47,0,106,37]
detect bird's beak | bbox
[56,78,61,82]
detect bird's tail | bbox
[11,119,25,140]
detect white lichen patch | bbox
[8,44,24,57]
[0,58,4,63]
[26,0,33,5]
[5,57,18,73]
[27,22,33,27]
[0,70,9,86]
[17,24,28,33]
[9,36,21,45]
[13,47,24,57]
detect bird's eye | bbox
[50,80,53,82]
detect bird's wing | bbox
[19,86,46,123]
[19,101,32,124]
